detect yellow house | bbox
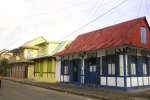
[22,36,47,80]
[29,40,70,83]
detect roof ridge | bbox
[77,16,146,37]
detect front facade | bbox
[31,41,70,83]
[58,17,150,90]
[7,47,37,79]
[60,47,150,90]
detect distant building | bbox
[57,17,150,90]
[0,49,12,76]
[0,49,12,60]
[7,36,43,79]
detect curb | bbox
[4,78,115,100]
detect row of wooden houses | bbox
[1,17,150,90]
[5,36,71,83]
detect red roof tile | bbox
[57,17,150,56]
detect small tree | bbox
[0,58,8,76]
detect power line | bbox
[89,0,104,19]
[123,0,143,40]
[60,0,129,40]
[82,0,103,24]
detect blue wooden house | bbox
[57,17,150,90]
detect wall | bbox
[9,63,27,79]
[24,49,38,59]
[33,58,57,83]
[28,64,34,80]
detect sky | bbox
[0,0,149,50]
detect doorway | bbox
[87,58,98,84]
[72,60,79,82]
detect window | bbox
[39,61,43,77]
[89,65,96,72]
[108,64,115,75]
[131,63,136,75]
[140,27,147,44]
[27,50,32,58]
[47,60,52,72]
[143,64,147,75]
[64,66,68,74]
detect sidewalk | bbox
[4,77,150,100]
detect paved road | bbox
[0,80,96,100]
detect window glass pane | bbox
[112,64,115,75]
[140,27,147,44]
[131,63,136,75]
[64,66,68,74]
[143,64,147,75]
[93,66,96,72]
[89,66,93,72]
[108,64,112,75]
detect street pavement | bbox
[0,80,97,100]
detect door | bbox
[72,60,79,82]
[24,66,28,78]
[87,58,97,84]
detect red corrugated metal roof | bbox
[57,17,150,56]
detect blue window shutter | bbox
[128,56,131,76]
[137,56,142,76]
[96,58,100,83]
[147,57,150,75]
[78,59,81,83]
[114,55,119,77]
[61,60,64,75]
[69,60,73,81]
[102,56,107,76]
[84,59,88,83]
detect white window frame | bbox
[89,65,96,72]
[108,64,115,75]
[93,65,96,72]
[143,64,147,75]
[140,27,147,44]
[131,63,136,75]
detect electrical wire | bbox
[60,0,129,41]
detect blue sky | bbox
[0,0,149,50]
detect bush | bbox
[0,58,8,76]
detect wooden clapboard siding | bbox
[33,58,56,83]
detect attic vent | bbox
[140,27,147,44]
